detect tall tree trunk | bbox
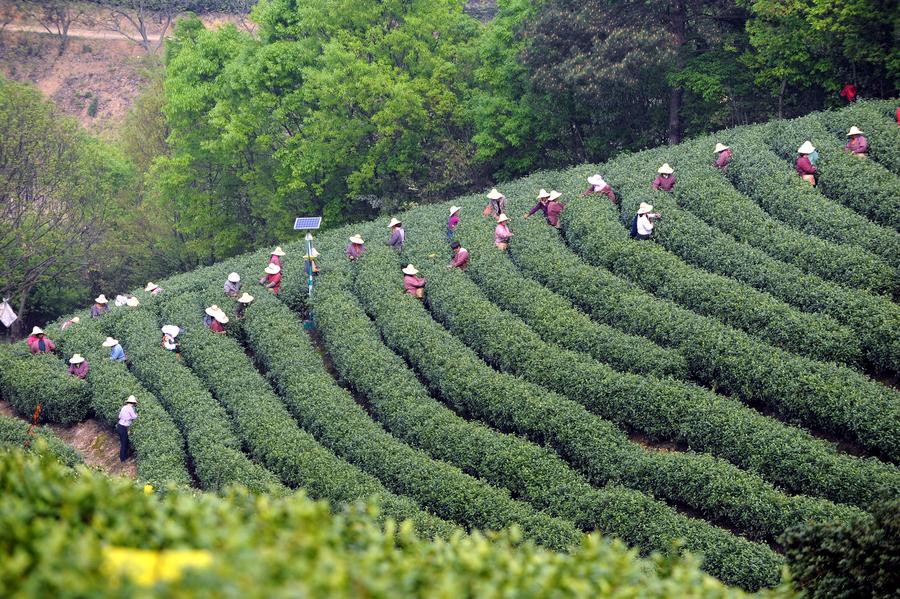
[667,0,687,145]
[10,284,33,341]
[777,77,787,118]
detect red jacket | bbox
[715,149,732,170]
[265,272,282,295]
[403,275,426,296]
[652,175,676,192]
[546,201,565,227]
[27,336,56,354]
[210,320,226,334]
[796,156,816,176]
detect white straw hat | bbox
[303,248,320,259]
[144,282,159,292]
[31,326,44,335]
[349,235,364,244]
[126,297,140,307]
[486,188,504,200]
[797,141,816,154]
[548,190,562,202]
[102,337,118,347]
[388,218,402,228]
[402,264,419,275]
[214,313,229,324]
[271,246,286,256]
[657,163,674,175]
[497,214,509,223]
[125,395,137,404]
[205,305,222,317]
[449,206,461,215]
[537,189,551,199]
[95,294,108,304]
[587,174,606,187]
[71,317,80,324]
[227,272,240,283]
[69,354,85,364]
[846,126,863,136]
[714,143,729,153]
[264,264,281,275]
[637,202,654,214]
[237,293,254,304]
[161,325,180,338]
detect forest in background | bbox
[1,0,898,336]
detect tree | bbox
[0,78,127,338]
[23,1,86,56]
[89,0,199,53]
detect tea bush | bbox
[0,344,90,425]
[0,416,81,467]
[819,99,900,176]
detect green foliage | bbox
[783,499,900,598]
[724,125,900,270]
[0,448,797,598]
[103,307,285,494]
[51,314,192,489]
[155,290,456,538]
[818,99,900,176]
[308,242,785,589]
[242,286,582,551]
[0,344,90,426]
[507,204,900,463]
[0,417,82,467]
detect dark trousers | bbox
[636,233,652,241]
[117,424,130,462]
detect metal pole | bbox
[305,232,314,298]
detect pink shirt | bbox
[494,223,511,245]
[27,336,56,354]
[68,361,89,379]
[652,175,676,192]
[403,274,427,295]
[449,248,470,271]
[448,214,460,231]
[796,156,816,176]
[269,255,281,267]
[715,149,732,169]
[347,243,365,261]
[118,404,137,427]
[845,136,868,154]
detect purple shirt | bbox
[224,280,241,296]
[118,404,137,427]
[652,175,676,192]
[68,361,89,379]
[845,136,868,154]
[449,248,470,271]
[546,201,564,226]
[90,304,108,318]
[448,214,460,231]
[388,228,405,250]
[347,243,365,261]
[527,201,549,218]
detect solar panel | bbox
[294,217,322,230]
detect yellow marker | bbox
[103,547,212,587]
[143,484,154,495]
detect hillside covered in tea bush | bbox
[1,99,898,595]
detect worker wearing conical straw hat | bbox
[67,354,89,379]
[27,326,56,354]
[714,143,732,171]
[261,263,282,295]
[844,126,868,158]
[796,141,817,186]
[484,188,506,219]
[447,206,461,241]
[235,293,254,320]
[269,246,286,267]
[117,395,138,462]
[224,272,242,298]
[402,264,427,299]
[91,294,109,318]
[652,163,676,192]
[102,336,126,362]
[145,282,163,296]
[303,248,320,277]
[494,214,513,250]
[347,235,366,261]
[161,325,181,353]
[632,202,662,241]
[204,305,229,334]
[387,218,406,251]
[523,189,551,221]
[583,174,617,205]
[61,316,80,331]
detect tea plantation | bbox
[1,100,898,596]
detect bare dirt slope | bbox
[0,399,136,478]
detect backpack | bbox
[629,215,639,238]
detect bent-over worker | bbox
[27,327,56,354]
[117,395,138,462]
[261,264,282,295]
[235,293,254,320]
[102,337,126,362]
[347,235,366,261]
[714,143,732,171]
[494,214,512,250]
[524,189,551,220]
[448,241,470,271]
[161,325,181,353]
[652,164,676,192]
[402,264,427,299]
[796,141,817,186]
[844,127,868,158]
[61,316,80,331]
[91,295,109,318]
[484,189,506,219]
[270,246,286,267]
[67,354,89,379]
[224,273,242,298]
[145,282,163,296]
[583,174,617,205]
[388,218,405,251]
[204,306,228,334]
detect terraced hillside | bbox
[2,100,898,592]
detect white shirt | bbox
[637,214,654,236]
[118,404,138,427]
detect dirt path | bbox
[3,23,161,42]
[0,400,136,478]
